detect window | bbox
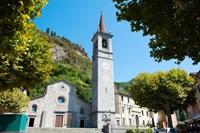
[102,39,107,48]
[129,119,131,125]
[135,115,139,127]
[57,96,65,104]
[146,111,148,116]
[80,107,84,114]
[142,110,144,116]
[32,104,37,112]
[122,106,125,113]
[128,107,131,114]
[121,96,123,101]
[117,120,120,126]
[128,97,130,102]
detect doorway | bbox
[80,120,84,128]
[28,118,35,127]
[55,115,63,127]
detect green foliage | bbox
[30,34,92,102]
[46,27,50,35]
[0,89,30,113]
[113,0,200,64]
[0,0,48,37]
[53,32,56,36]
[0,26,53,90]
[49,61,92,102]
[50,31,54,36]
[176,109,188,121]
[126,129,134,133]
[115,81,130,92]
[0,0,53,91]
[130,68,196,127]
[126,128,153,133]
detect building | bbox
[115,91,155,128]
[26,13,176,129]
[26,80,91,128]
[184,71,200,129]
[188,71,200,118]
[91,13,115,128]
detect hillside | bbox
[115,81,131,93]
[30,29,131,102]
[30,31,92,102]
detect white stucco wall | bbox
[26,80,91,128]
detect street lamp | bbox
[102,110,111,122]
[102,110,111,133]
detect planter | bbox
[0,114,27,132]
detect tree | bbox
[0,0,48,37]
[53,32,56,36]
[130,68,196,127]
[113,0,200,64]
[0,89,30,114]
[0,26,53,91]
[46,27,50,35]
[0,0,53,91]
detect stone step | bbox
[25,127,102,133]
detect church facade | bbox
[26,14,176,128]
[26,80,92,128]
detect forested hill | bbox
[115,81,131,93]
[30,29,92,102]
[30,29,131,102]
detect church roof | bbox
[31,80,76,100]
[190,71,200,78]
[99,12,106,32]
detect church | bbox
[26,14,176,129]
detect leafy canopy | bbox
[0,0,53,90]
[130,68,195,112]
[0,89,30,114]
[113,0,200,64]
[130,68,195,127]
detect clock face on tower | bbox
[102,62,110,70]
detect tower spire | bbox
[99,11,106,32]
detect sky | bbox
[34,0,199,82]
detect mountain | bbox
[30,29,131,102]
[30,31,92,102]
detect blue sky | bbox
[34,0,199,82]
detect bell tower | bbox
[91,13,115,128]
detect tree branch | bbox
[172,0,200,11]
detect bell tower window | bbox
[102,39,107,48]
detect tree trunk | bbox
[165,104,173,128]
